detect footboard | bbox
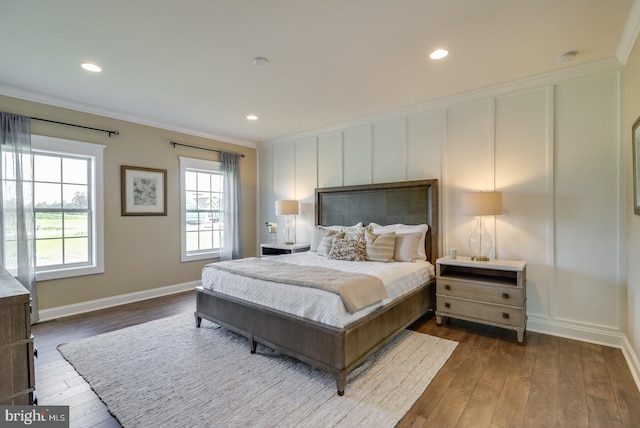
[195,280,435,395]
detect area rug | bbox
[58,312,457,427]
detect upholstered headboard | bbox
[315,180,439,264]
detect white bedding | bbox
[201,252,435,328]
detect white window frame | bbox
[31,135,105,281]
[179,156,222,262]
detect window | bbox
[180,157,223,261]
[31,135,104,280]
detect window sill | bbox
[36,265,104,281]
[181,252,220,263]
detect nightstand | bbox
[435,256,527,343]
[260,243,310,257]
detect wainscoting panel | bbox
[343,125,372,186]
[406,110,444,181]
[258,144,276,247]
[318,132,343,188]
[444,100,494,258]
[372,117,406,183]
[495,87,552,318]
[295,137,318,245]
[274,142,296,236]
[553,71,621,330]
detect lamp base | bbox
[470,256,490,262]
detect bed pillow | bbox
[393,232,422,262]
[317,231,345,257]
[310,225,342,252]
[368,223,429,261]
[327,237,366,262]
[342,222,365,240]
[364,230,395,262]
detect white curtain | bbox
[220,152,242,260]
[0,112,37,323]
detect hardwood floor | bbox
[32,291,640,427]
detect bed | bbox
[195,179,439,395]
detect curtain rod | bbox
[30,117,119,137]
[170,141,246,158]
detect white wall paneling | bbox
[318,132,343,188]
[256,62,625,347]
[495,87,552,318]
[553,71,622,330]
[273,142,296,243]
[294,137,318,245]
[343,125,372,186]
[445,100,494,259]
[257,145,275,248]
[406,110,445,181]
[372,118,406,183]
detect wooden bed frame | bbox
[195,179,439,395]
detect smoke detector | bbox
[253,57,269,66]
[557,50,578,62]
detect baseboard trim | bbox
[528,315,640,392]
[37,281,199,322]
[622,336,640,392]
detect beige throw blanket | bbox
[209,258,388,313]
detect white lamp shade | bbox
[460,192,502,216]
[275,200,299,216]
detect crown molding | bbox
[617,0,640,65]
[0,85,256,149]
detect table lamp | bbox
[275,200,299,245]
[460,191,502,261]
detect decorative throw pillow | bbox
[317,231,345,257]
[369,223,429,260]
[393,232,422,262]
[310,225,341,252]
[327,237,366,262]
[364,230,396,262]
[342,222,365,240]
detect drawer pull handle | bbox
[444,285,451,291]
[444,302,451,309]
[502,313,510,319]
[502,293,510,299]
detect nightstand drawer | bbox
[436,296,526,327]
[436,278,524,305]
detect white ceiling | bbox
[0,0,635,145]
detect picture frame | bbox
[634,117,640,215]
[121,165,167,216]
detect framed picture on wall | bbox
[634,118,640,215]
[121,165,167,216]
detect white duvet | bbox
[201,252,435,328]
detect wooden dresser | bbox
[0,266,35,405]
[435,256,527,342]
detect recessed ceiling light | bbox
[246,115,258,121]
[81,63,102,72]
[252,57,269,66]
[429,49,448,60]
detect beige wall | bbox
[625,35,640,370]
[0,95,257,311]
